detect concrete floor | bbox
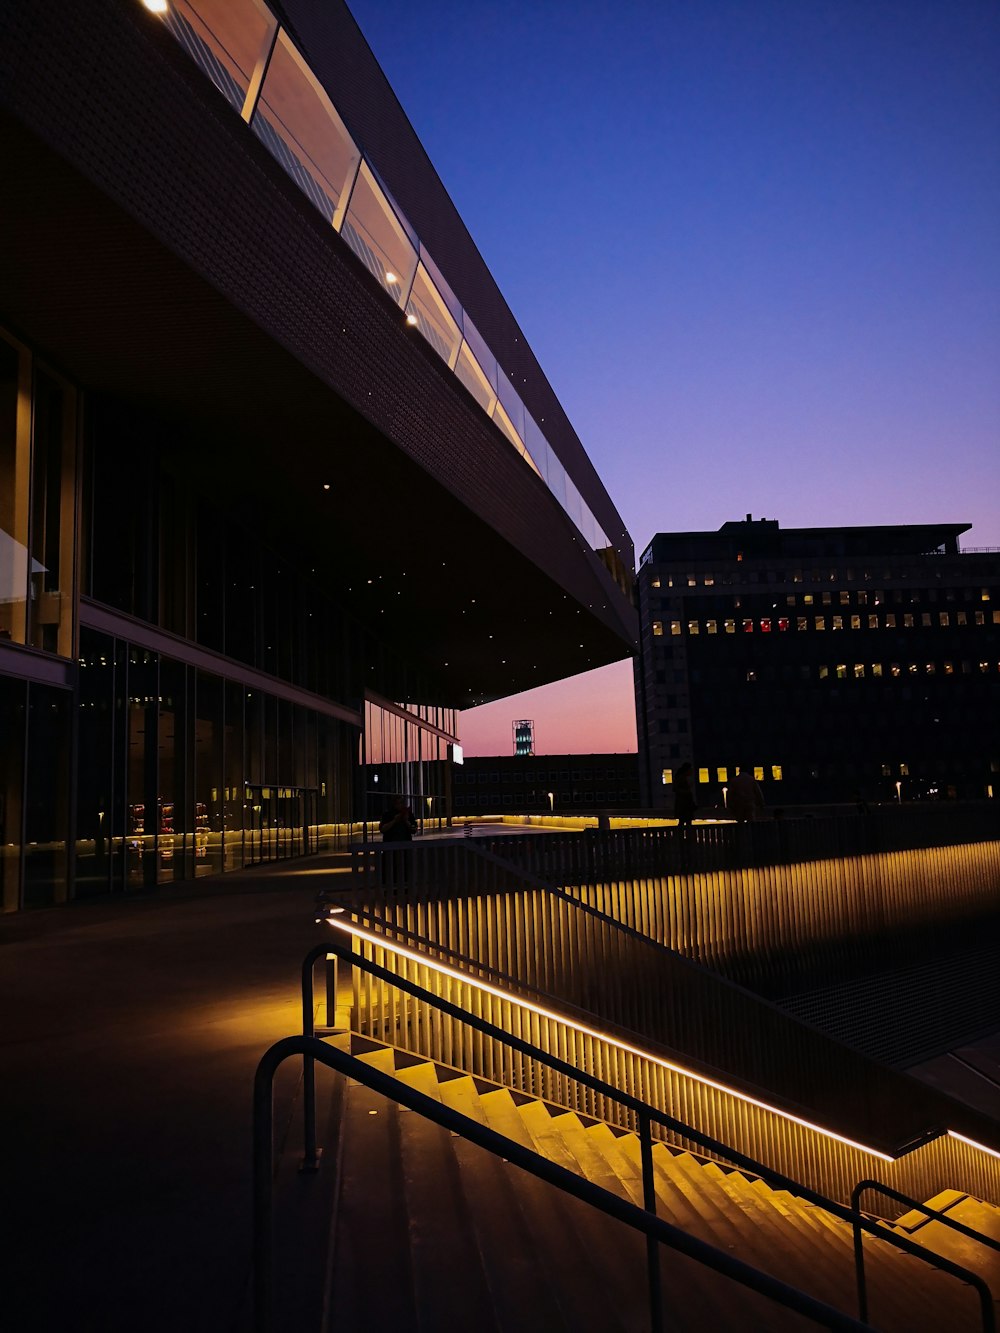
[0,856,351,1333]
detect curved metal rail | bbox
[852,1178,998,1330]
[302,935,994,1328]
[254,1033,873,1333]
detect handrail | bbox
[253,1034,874,1333]
[851,1178,999,1330]
[302,934,993,1326]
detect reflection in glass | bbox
[162,0,276,117]
[252,29,360,228]
[23,684,70,908]
[195,671,224,877]
[0,674,25,912]
[0,333,29,646]
[454,341,497,414]
[491,400,525,455]
[342,162,418,305]
[28,368,76,656]
[406,263,461,368]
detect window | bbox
[939,612,950,627]
[786,595,796,607]
[406,262,462,367]
[670,621,682,636]
[164,0,277,118]
[742,619,753,633]
[836,664,847,679]
[832,616,843,631]
[698,767,710,784]
[797,617,808,632]
[688,620,699,635]
[850,615,861,630]
[857,592,868,606]
[903,614,914,628]
[717,767,728,782]
[342,161,418,304]
[454,341,497,414]
[815,616,825,631]
[957,611,968,626]
[760,618,772,633]
[652,621,663,637]
[778,618,789,631]
[251,28,359,228]
[853,664,865,679]
[651,577,661,588]
[771,765,783,781]
[868,615,879,629]
[661,768,672,785]
[885,613,896,628]
[872,663,883,677]
[753,766,764,781]
[943,661,954,675]
[890,663,901,677]
[921,613,931,627]
[724,619,736,634]
[819,665,829,679]
[706,619,718,634]
[839,591,850,605]
[975,611,985,625]
[803,594,814,605]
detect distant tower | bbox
[513,719,534,757]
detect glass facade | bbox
[146,0,621,562]
[0,320,460,911]
[1,330,77,655]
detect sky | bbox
[348,0,1000,755]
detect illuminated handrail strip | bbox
[326,914,893,1161]
[145,0,617,559]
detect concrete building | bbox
[0,0,636,910]
[635,516,1000,810]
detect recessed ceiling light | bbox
[386,272,398,284]
[142,0,169,12]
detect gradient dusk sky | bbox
[349,0,1000,755]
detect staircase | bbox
[319,1035,997,1332]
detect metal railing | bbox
[300,936,994,1329]
[254,1033,873,1333]
[341,843,1000,1208]
[851,1179,1000,1330]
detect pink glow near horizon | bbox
[460,660,637,757]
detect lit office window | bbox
[921,613,932,627]
[652,621,663,637]
[868,615,879,629]
[993,611,1000,625]
[342,161,418,305]
[797,617,808,631]
[890,663,901,677]
[786,595,796,607]
[957,611,967,625]
[839,591,850,605]
[857,592,868,606]
[760,618,771,632]
[938,612,950,627]
[836,664,847,679]
[687,576,697,587]
[753,766,764,781]
[651,578,661,589]
[771,765,783,781]
[405,262,461,367]
[251,30,360,228]
[717,767,728,782]
[815,616,825,631]
[742,619,753,633]
[706,619,718,634]
[703,576,714,587]
[850,615,861,630]
[926,662,936,674]
[803,594,814,605]
[909,663,919,674]
[983,589,992,601]
[698,767,710,784]
[160,0,277,118]
[871,663,883,677]
[724,619,736,634]
[832,616,844,631]
[975,611,985,625]
[670,621,682,636]
[903,614,914,628]
[819,665,829,679]
[943,661,954,674]
[885,613,896,628]
[746,670,757,682]
[661,768,672,785]
[778,617,789,631]
[688,620,699,635]
[853,664,865,678]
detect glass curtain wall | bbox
[1,328,77,655]
[364,699,456,834]
[73,627,358,897]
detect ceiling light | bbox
[386,272,398,284]
[142,0,169,12]
[406,313,418,326]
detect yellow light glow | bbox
[324,917,895,1161]
[947,1131,1000,1160]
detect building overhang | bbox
[0,7,636,706]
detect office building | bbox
[0,0,636,910]
[451,752,640,815]
[636,516,999,809]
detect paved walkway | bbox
[0,855,353,1333]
